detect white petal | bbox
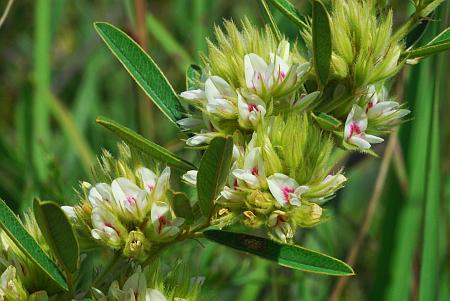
[349,136,371,149]
[182,170,197,186]
[244,53,268,90]
[267,173,299,206]
[136,167,157,193]
[365,134,384,144]
[154,167,171,201]
[186,134,211,146]
[232,169,260,189]
[180,89,205,101]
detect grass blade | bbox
[33,0,51,181]
[96,116,196,171]
[197,136,233,217]
[204,230,355,276]
[94,22,184,125]
[33,199,79,274]
[0,198,68,291]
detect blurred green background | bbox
[0,0,449,300]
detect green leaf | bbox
[405,13,433,48]
[312,0,332,87]
[171,192,194,223]
[94,22,184,125]
[186,64,202,91]
[204,230,355,276]
[312,112,342,131]
[96,116,196,171]
[197,136,234,217]
[267,0,305,29]
[405,27,450,58]
[33,199,79,274]
[0,198,68,291]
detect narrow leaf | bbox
[405,13,433,48]
[96,116,196,171]
[0,199,68,291]
[186,64,202,91]
[94,22,184,124]
[197,137,234,217]
[267,0,305,29]
[312,112,342,130]
[405,27,450,58]
[204,230,355,276]
[171,192,194,223]
[33,199,79,274]
[312,0,332,87]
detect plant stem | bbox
[92,252,122,289]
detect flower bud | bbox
[292,203,323,227]
[267,210,294,243]
[123,230,151,260]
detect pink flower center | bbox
[247,103,258,112]
[157,215,168,234]
[348,122,361,137]
[126,195,136,206]
[147,184,154,192]
[251,167,259,176]
[282,187,295,203]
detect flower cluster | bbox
[92,265,201,301]
[177,0,410,242]
[179,20,315,145]
[63,144,186,260]
[183,115,346,242]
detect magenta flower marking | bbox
[282,186,295,203]
[348,122,361,138]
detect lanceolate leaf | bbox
[33,199,79,274]
[405,27,450,58]
[186,64,202,91]
[94,22,184,124]
[312,0,332,88]
[96,116,196,171]
[312,112,342,130]
[204,230,355,276]
[267,0,305,29]
[197,137,234,217]
[0,199,68,291]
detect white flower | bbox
[267,210,293,243]
[366,85,410,123]
[181,170,197,186]
[150,202,184,241]
[0,266,27,301]
[344,105,384,149]
[91,207,127,248]
[176,117,204,130]
[220,167,246,202]
[180,89,205,103]
[267,173,309,207]
[232,147,266,189]
[244,40,309,97]
[186,131,213,146]
[204,76,237,117]
[137,167,171,203]
[237,92,266,129]
[88,183,114,208]
[111,177,148,221]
